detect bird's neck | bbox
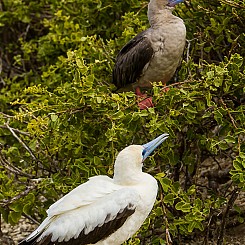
[148,0,174,26]
[113,163,143,185]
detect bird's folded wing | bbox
[25,182,140,244]
[47,175,119,216]
[112,30,154,88]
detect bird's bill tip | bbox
[167,0,185,7]
[142,133,169,161]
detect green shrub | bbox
[0,0,244,244]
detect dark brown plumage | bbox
[112,30,154,90]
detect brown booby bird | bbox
[112,0,186,109]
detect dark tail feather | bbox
[18,234,52,245]
[18,240,30,245]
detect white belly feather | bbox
[95,174,158,245]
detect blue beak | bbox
[167,0,185,7]
[142,133,169,161]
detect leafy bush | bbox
[0,0,244,244]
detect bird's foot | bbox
[135,87,154,109]
[138,97,154,110]
[162,87,170,92]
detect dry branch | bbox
[4,121,38,161]
[217,188,240,245]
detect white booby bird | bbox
[19,133,169,245]
[112,0,186,109]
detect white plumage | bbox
[19,133,169,245]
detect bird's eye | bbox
[142,148,147,158]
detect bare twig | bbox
[23,214,40,225]
[228,35,241,58]
[0,125,30,136]
[161,79,195,92]
[219,0,245,9]
[0,185,37,207]
[217,188,240,245]
[159,191,173,245]
[220,98,241,154]
[203,211,214,245]
[4,120,38,161]
[0,151,33,178]
[0,112,14,118]
[186,38,197,63]
[219,98,237,129]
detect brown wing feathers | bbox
[112,30,154,89]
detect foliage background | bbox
[0,0,244,244]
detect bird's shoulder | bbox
[112,29,154,88]
[119,29,152,55]
[47,175,120,216]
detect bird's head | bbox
[141,133,169,161]
[113,134,169,183]
[149,0,184,9]
[148,0,185,26]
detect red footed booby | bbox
[19,133,169,245]
[112,0,186,109]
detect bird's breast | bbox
[138,20,186,87]
[97,175,158,245]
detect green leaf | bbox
[238,216,244,223]
[225,135,236,144]
[187,185,196,195]
[157,177,171,192]
[9,203,23,212]
[23,203,33,215]
[163,193,175,205]
[172,182,180,194]
[51,114,58,122]
[9,211,22,224]
[188,221,204,232]
[233,159,243,171]
[175,201,191,212]
[194,198,203,210]
[187,220,196,233]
